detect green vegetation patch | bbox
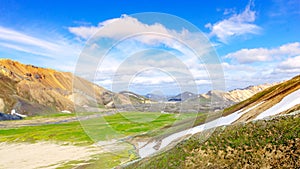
[104,112,191,134]
[0,121,93,145]
[80,112,198,141]
[0,112,198,145]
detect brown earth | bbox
[0,59,138,115]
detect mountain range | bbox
[146,84,276,103]
[0,59,280,116]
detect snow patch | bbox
[138,142,158,158]
[255,89,300,120]
[61,110,72,114]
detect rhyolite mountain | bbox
[0,59,144,115]
[119,91,149,104]
[146,83,277,109]
[199,83,277,103]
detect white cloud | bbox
[93,49,213,92]
[68,15,212,53]
[0,26,60,51]
[71,15,223,94]
[131,75,175,85]
[0,26,81,71]
[69,15,168,40]
[275,55,300,73]
[205,1,261,43]
[214,47,300,91]
[0,42,51,57]
[68,18,120,40]
[225,42,300,63]
[195,79,211,85]
[221,62,254,71]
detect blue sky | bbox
[0,0,299,94]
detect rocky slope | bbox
[199,83,277,103]
[0,59,141,115]
[119,91,149,104]
[223,74,300,123]
[146,84,277,111]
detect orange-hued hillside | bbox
[0,59,131,115]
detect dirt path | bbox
[0,142,103,169]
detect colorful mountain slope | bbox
[0,59,144,115]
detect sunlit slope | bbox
[0,59,143,115]
[222,74,300,122]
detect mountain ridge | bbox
[146,83,277,104]
[0,59,139,115]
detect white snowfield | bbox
[255,89,300,120]
[138,102,264,158]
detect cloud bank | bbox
[0,26,80,71]
[225,42,300,63]
[205,1,261,43]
